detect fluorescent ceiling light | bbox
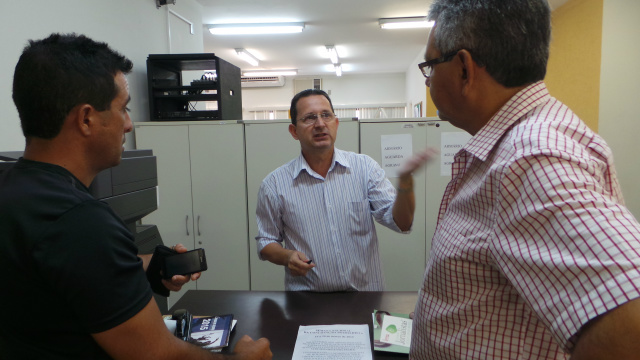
[326,45,339,64]
[235,48,259,66]
[379,17,434,29]
[334,64,343,77]
[208,22,305,35]
[243,69,298,76]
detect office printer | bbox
[1,149,161,250]
[0,149,168,311]
[85,149,162,253]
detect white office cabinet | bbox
[134,121,249,307]
[422,119,469,260]
[359,119,429,291]
[359,118,468,290]
[244,120,297,291]
[244,119,360,290]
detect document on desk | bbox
[292,324,372,360]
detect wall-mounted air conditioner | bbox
[241,76,286,88]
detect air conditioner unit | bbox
[241,76,286,88]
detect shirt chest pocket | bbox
[348,200,371,236]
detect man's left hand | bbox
[397,147,438,179]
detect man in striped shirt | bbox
[255,89,434,291]
[411,0,640,359]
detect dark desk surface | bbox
[170,290,418,360]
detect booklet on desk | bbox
[372,310,412,354]
[188,314,235,350]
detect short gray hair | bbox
[427,0,551,87]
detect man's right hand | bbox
[260,243,314,276]
[232,335,272,360]
[286,250,315,276]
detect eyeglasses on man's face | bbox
[418,50,460,81]
[298,111,336,126]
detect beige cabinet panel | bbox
[135,121,249,307]
[359,119,428,291]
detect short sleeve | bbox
[365,156,405,233]
[33,201,152,333]
[492,152,640,351]
[255,178,285,258]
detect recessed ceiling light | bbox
[208,22,305,35]
[334,64,343,77]
[379,17,434,29]
[326,46,340,64]
[235,48,259,66]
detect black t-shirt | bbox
[0,158,153,359]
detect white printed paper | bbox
[380,134,413,178]
[292,324,372,360]
[379,315,412,347]
[164,319,177,334]
[440,132,471,176]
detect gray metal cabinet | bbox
[359,119,429,291]
[422,119,469,259]
[244,120,298,291]
[359,118,468,290]
[134,121,250,307]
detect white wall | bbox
[241,73,406,117]
[598,0,640,218]
[323,73,405,106]
[0,0,204,152]
[242,78,297,114]
[405,46,428,117]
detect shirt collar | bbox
[16,157,89,192]
[292,148,350,179]
[464,81,550,162]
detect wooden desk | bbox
[170,290,418,359]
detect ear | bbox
[68,104,97,137]
[457,50,477,96]
[288,123,299,140]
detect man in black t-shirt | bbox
[0,33,272,360]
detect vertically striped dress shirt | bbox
[411,82,640,359]
[256,148,404,291]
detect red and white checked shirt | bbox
[411,82,640,359]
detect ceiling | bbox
[197,0,569,78]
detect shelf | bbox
[153,94,219,101]
[147,53,220,71]
[155,110,220,121]
[152,84,219,91]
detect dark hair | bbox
[427,0,551,87]
[289,89,335,125]
[12,33,133,139]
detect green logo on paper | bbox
[385,325,397,333]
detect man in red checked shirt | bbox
[411,0,640,359]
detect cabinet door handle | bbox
[186,215,190,236]
[197,215,201,236]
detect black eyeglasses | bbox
[418,50,461,80]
